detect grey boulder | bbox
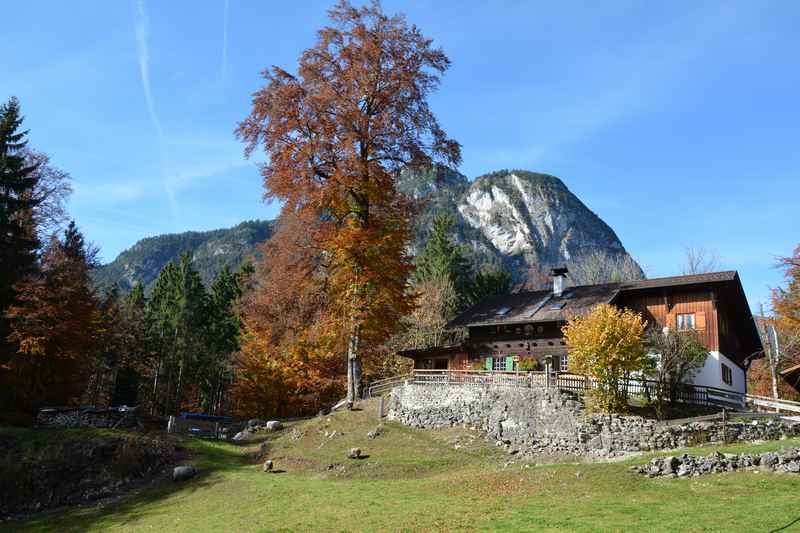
[232,429,252,441]
[173,465,196,482]
[348,447,362,459]
[266,420,283,431]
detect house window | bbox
[677,313,696,330]
[560,354,569,372]
[721,363,733,386]
[493,358,507,371]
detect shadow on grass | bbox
[769,515,800,532]
[7,434,270,533]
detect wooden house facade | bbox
[400,270,763,394]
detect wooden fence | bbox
[745,394,800,414]
[365,369,747,410]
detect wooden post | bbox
[721,408,727,444]
[377,396,384,419]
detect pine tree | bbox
[0,97,41,360]
[85,284,124,406]
[111,282,148,406]
[465,269,512,306]
[145,252,209,415]
[201,265,247,413]
[413,211,471,304]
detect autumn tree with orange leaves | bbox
[5,222,101,412]
[755,245,800,398]
[237,1,460,407]
[232,214,345,417]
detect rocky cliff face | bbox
[403,168,642,286]
[94,168,641,293]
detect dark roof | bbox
[448,283,620,328]
[397,345,465,358]
[449,271,743,329]
[618,271,738,291]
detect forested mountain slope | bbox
[94,169,641,292]
[92,220,274,293]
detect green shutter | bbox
[485,356,493,371]
[506,356,515,372]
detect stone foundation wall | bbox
[388,384,800,457]
[36,407,137,429]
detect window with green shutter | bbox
[485,356,493,371]
[506,356,515,371]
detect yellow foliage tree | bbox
[562,304,648,413]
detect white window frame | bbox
[560,354,569,372]
[677,313,696,331]
[493,357,507,371]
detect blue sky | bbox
[3,1,798,310]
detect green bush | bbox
[518,357,539,371]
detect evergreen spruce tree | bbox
[144,263,175,414]
[145,252,209,415]
[111,282,147,406]
[466,269,512,306]
[0,97,41,360]
[412,211,471,305]
[86,284,123,406]
[201,264,249,413]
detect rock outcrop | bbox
[95,168,642,294]
[401,167,643,286]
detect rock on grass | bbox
[173,465,196,482]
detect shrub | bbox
[644,328,708,419]
[562,304,648,413]
[517,357,539,371]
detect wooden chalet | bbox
[400,269,763,394]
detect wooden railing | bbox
[365,369,748,409]
[745,394,800,414]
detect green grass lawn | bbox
[8,400,800,532]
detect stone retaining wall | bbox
[36,407,137,429]
[388,384,800,458]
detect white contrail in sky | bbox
[134,0,177,218]
[221,0,230,83]
[134,0,163,141]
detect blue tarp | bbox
[179,412,232,423]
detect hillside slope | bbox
[11,403,800,532]
[92,220,273,293]
[94,169,642,292]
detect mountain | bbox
[401,167,642,287]
[92,220,274,293]
[94,169,642,293]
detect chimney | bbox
[550,267,568,297]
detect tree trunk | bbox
[174,360,184,416]
[769,324,780,401]
[346,322,361,408]
[151,358,161,416]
